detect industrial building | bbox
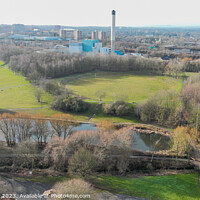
[111,10,116,54]
[8,10,123,56]
[69,42,83,54]
[82,40,99,52]
[9,35,61,41]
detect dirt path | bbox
[0,84,29,90]
[0,175,53,199]
[88,101,102,122]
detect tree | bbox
[95,90,106,101]
[103,101,130,116]
[32,114,49,145]
[0,113,17,146]
[171,126,192,157]
[137,90,183,127]
[14,141,38,169]
[14,113,33,142]
[34,88,44,103]
[95,128,132,174]
[51,95,90,113]
[44,80,64,95]
[43,138,69,171]
[49,113,77,139]
[68,147,98,178]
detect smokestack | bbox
[111,10,116,54]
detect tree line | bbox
[0,46,167,80]
[0,113,77,146]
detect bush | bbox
[14,141,39,169]
[103,101,130,116]
[43,81,65,96]
[146,163,154,171]
[43,138,69,171]
[51,95,90,113]
[136,90,183,127]
[68,147,98,178]
[53,179,97,200]
[44,129,132,174]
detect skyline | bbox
[1,0,200,27]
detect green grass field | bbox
[94,173,200,200]
[0,63,182,123]
[59,72,183,103]
[0,60,5,66]
[0,67,51,109]
[0,68,29,88]
[14,173,200,200]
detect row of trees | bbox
[0,46,168,79]
[0,113,77,146]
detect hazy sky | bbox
[1,0,200,26]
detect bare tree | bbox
[95,90,106,101]
[49,113,77,139]
[32,114,49,145]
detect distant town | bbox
[1,21,200,59]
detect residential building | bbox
[91,31,98,40]
[74,30,82,40]
[98,31,106,41]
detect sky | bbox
[1,0,200,27]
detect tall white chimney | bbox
[111,10,116,54]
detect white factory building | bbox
[68,41,111,54]
[69,43,83,54]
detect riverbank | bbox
[115,123,173,137]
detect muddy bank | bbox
[115,123,172,137]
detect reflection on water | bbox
[0,123,170,152]
[72,123,97,132]
[131,131,170,152]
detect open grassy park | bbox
[0,61,183,123]
[58,72,183,103]
[93,173,200,200]
[0,67,51,109]
[13,173,200,200]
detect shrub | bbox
[146,163,154,171]
[137,90,183,127]
[51,95,90,113]
[103,101,130,116]
[14,141,39,169]
[68,147,98,178]
[43,138,69,171]
[44,81,64,95]
[53,179,97,200]
[44,129,132,174]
